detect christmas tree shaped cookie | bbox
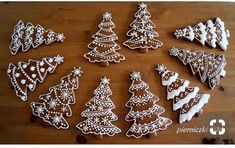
[10,20,65,55]
[7,55,63,101]
[31,67,83,129]
[125,71,172,138]
[156,64,210,124]
[84,12,125,67]
[123,3,163,53]
[174,17,230,51]
[76,77,121,138]
[169,47,226,89]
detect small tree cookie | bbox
[174,17,230,51]
[10,20,65,55]
[125,71,172,138]
[7,55,63,101]
[84,12,125,67]
[169,47,226,89]
[123,3,163,53]
[76,77,121,138]
[156,64,210,124]
[31,67,83,129]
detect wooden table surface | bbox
[0,2,235,144]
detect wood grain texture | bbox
[0,2,235,144]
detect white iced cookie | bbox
[174,17,230,51]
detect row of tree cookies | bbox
[10,60,209,139]
[6,2,228,138]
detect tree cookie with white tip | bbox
[84,12,125,67]
[174,17,230,51]
[123,3,163,53]
[125,71,172,138]
[31,67,83,129]
[156,64,210,124]
[7,55,64,101]
[169,47,226,89]
[76,77,121,139]
[10,20,65,55]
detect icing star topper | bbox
[73,67,83,77]
[156,64,167,74]
[103,12,112,20]
[169,47,179,56]
[54,55,64,64]
[130,71,141,80]
[101,77,110,84]
[139,2,147,9]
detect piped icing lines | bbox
[169,47,226,89]
[156,64,210,124]
[125,71,172,138]
[31,67,83,129]
[76,77,121,136]
[7,55,63,101]
[10,20,65,55]
[174,17,229,50]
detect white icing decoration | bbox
[76,77,121,136]
[31,67,83,129]
[123,3,163,50]
[84,12,125,64]
[156,64,210,124]
[169,47,226,89]
[9,20,65,55]
[173,87,199,111]
[174,17,230,51]
[179,94,210,124]
[7,55,63,101]
[125,71,172,138]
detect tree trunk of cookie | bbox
[139,48,148,53]
[94,134,103,139]
[146,132,157,139]
[101,61,109,67]
[40,121,50,128]
[195,109,203,117]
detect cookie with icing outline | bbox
[9,20,65,55]
[156,64,210,124]
[31,67,83,129]
[125,71,172,138]
[7,55,63,101]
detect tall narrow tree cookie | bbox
[123,3,163,53]
[31,67,83,129]
[76,77,121,138]
[174,17,230,51]
[156,64,210,124]
[169,47,226,89]
[84,12,125,67]
[7,55,64,101]
[10,20,65,55]
[125,71,172,138]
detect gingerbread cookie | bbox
[76,77,121,137]
[31,67,83,129]
[84,12,125,67]
[156,64,210,124]
[7,55,63,101]
[125,71,172,138]
[123,3,163,53]
[174,17,230,51]
[10,20,65,55]
[169,47,226,89]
